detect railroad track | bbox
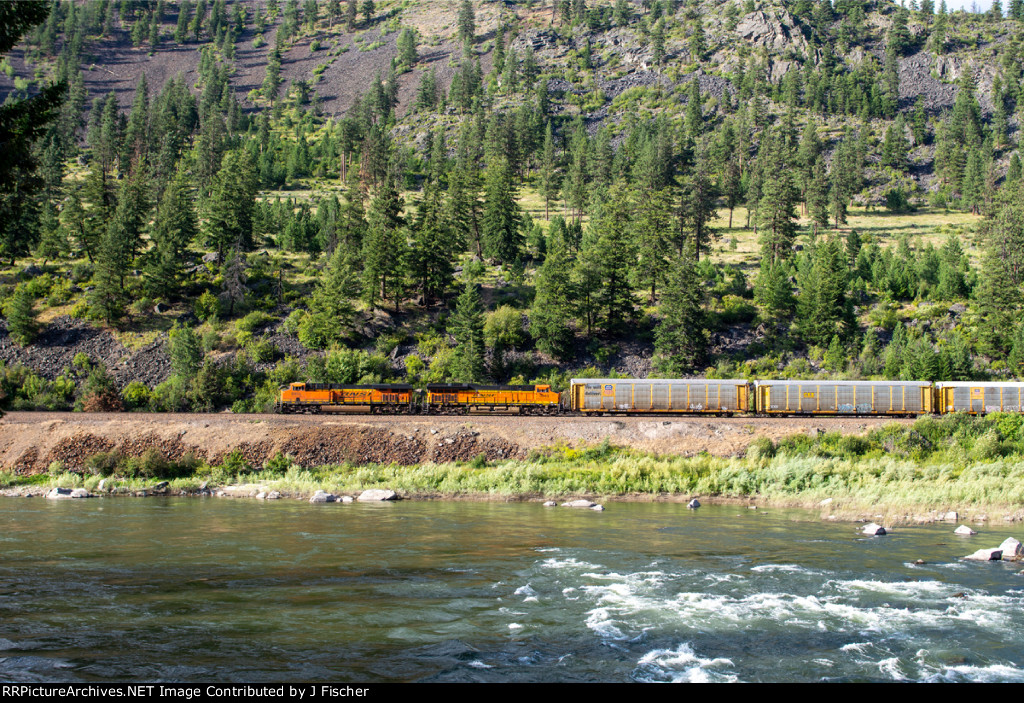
[0,411,915,426]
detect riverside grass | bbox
[4,414,1024,521]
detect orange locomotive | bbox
[275,382,560,414]
[424,383,561,415]
[276,382,417,414]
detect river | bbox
[0,498,1022,682]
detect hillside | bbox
[0,0,1021,414]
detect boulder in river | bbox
[46,487,92,500]
[999,537,1023,560]
[964,548,1003,561]
[358,489,398,502]
[561,499,596,508]
[309,490,336,503]
[954,525,977,536]
[862,523,887,536]
[688,499,701,509]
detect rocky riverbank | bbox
[0,411,906,475]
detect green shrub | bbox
[282,309,306,335]
[237,310,274,333]
[121,381,151,410]
[746,437,776,462]
[194,290,220,322]
[69,300,89,319]
[264,452,294,475]
[485,306,527,350]
[85,451,122,477]
[219,449,250,477]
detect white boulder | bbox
[964,548,1003,561]
[309,490,336,503]
[358,489,398,502]
[954,525,977,536]
[862,523,887,536]
[46,487,92,500]
[999,538,1023,560]
[561,499,596,508]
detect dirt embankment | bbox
[0,411,908,474]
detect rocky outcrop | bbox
[734,9,807,55]
[0,316,171,388]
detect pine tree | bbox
[754,258,795,320]
[406,183,456,307]
[652,18,666,66]
[655,245,709,375]
[806,158,830,233]
[531,229,576,360]
[345,0,357,30]
[678,154,718,260]
[362,177,405,311]
[757,144,799,264]
[204,149,257,259]
[829,164,849,229]
[539,121,560,220]
[590,185,636,333]
[976,190,1024,355]
[481,156,522,264]
[176,0,192,42]
[449,282,485,382]
[301,244,359,348]
[396,27,418,71]
[798,236,850,347]
[823,335,846,373]
[689,18,706,61]
[5,285,36,346]
[936,233,968,299]
[633,187,674,303]
[169,322,203,380]
[457,0,475,44]
[263,45,282,104]
[145,168,198,299]
[722,156,743,230]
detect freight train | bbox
[276,379,1024,417]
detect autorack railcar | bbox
[935,382,1024,414]
[753,380,934,416]
[568,378,751,415]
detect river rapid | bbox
[1,498,1023,683]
